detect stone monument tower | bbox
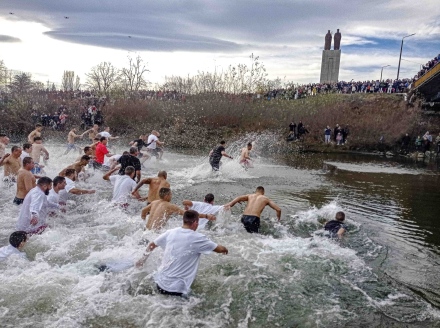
[320,29,341,83]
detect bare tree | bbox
[8,73,35,95]
[86,62,119,96]
[120,55,149,93]
[61,70,75,91]
[74,75,81,90]
[0,60,7,88]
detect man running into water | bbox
[209,140,233,171]
[136,210,228,297]
[0,231,28,262]
[227,186,281,233]
[84,124,100,143]
[0,133,10,158]
[64,128,84,154]
[31,137,49,174]
[59,155,91,180]
[239,142,253,170]
[20,143,32,165]
[146,130,164,160]
[14,157,36,205]
[130,134,150,165]
[132,170,170,204]
[47,176,67,210]
[141,188,215,230]
[27,124,43,144]
[1,146,22,183]
[103,166,141,205]
[94,137,113,170]
[16,177,59,235]
[75,146,94,162]
[58,169,96,204]
[182,193,229,230]
[117,147,141,182]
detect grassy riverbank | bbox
[3,92,439,152]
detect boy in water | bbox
[0,231,28,262]
[324,211,348,239]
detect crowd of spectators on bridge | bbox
[413,53,440,82]
[260,79,413,101]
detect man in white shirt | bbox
[0,231,28,262]
[146,130,164,160]
[16,177,59,234]
[182,193,229,230]
[58,169,96,204]
[136,210,228,296]
[103,166,140,205]
[47,176,67,213]
[99,126,119,142]
[20,143,33,165]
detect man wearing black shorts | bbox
[226,186,281,233]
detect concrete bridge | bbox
[412,63,440,111]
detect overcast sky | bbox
[1,0,438,87]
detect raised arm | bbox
[267,199,281,221]
[103,167,119,180]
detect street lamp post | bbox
[380,65,390,81]
[397,33,416,80]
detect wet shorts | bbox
[241,215,260,233]
[13,197,24,205]
[31,164,41,175]
[157,284,183,297]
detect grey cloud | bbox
[2,0,439,52]
[0,35,21,43]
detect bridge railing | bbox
[413,62,440,89]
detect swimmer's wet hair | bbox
[11,145,20,152]
[129,147,137,154]
[335,211,345,221]
[99,136,107,142]
[53,176,65,187]
[159,187,171,199]
[23,143,32,150]
[34,137,42,142]
[83,146,91,152]
[22,157,33,166]
[35,124,42,128]
[9,231,27,248]
[183,210,199,225]
[256,186,265,193]
[220,140,226,145]
[204,193,214,203]
[81,155,91,161]
[125,166,135,175]
[0,133,6,137]
[37,176,52,186]
[247,142,252,147]
[158,170,167,178]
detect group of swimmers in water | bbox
[0,124,347,296]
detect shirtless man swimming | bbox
[141,188,215,230]
[27,124,43,144]
[227,186,281,233]
[239,142,253,170]
[31,137,49,174]
[1,146,22,182]
[14,157,36,205]
[64,128,84,154]
[132,170,170,203]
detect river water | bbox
[1,135,440,327]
